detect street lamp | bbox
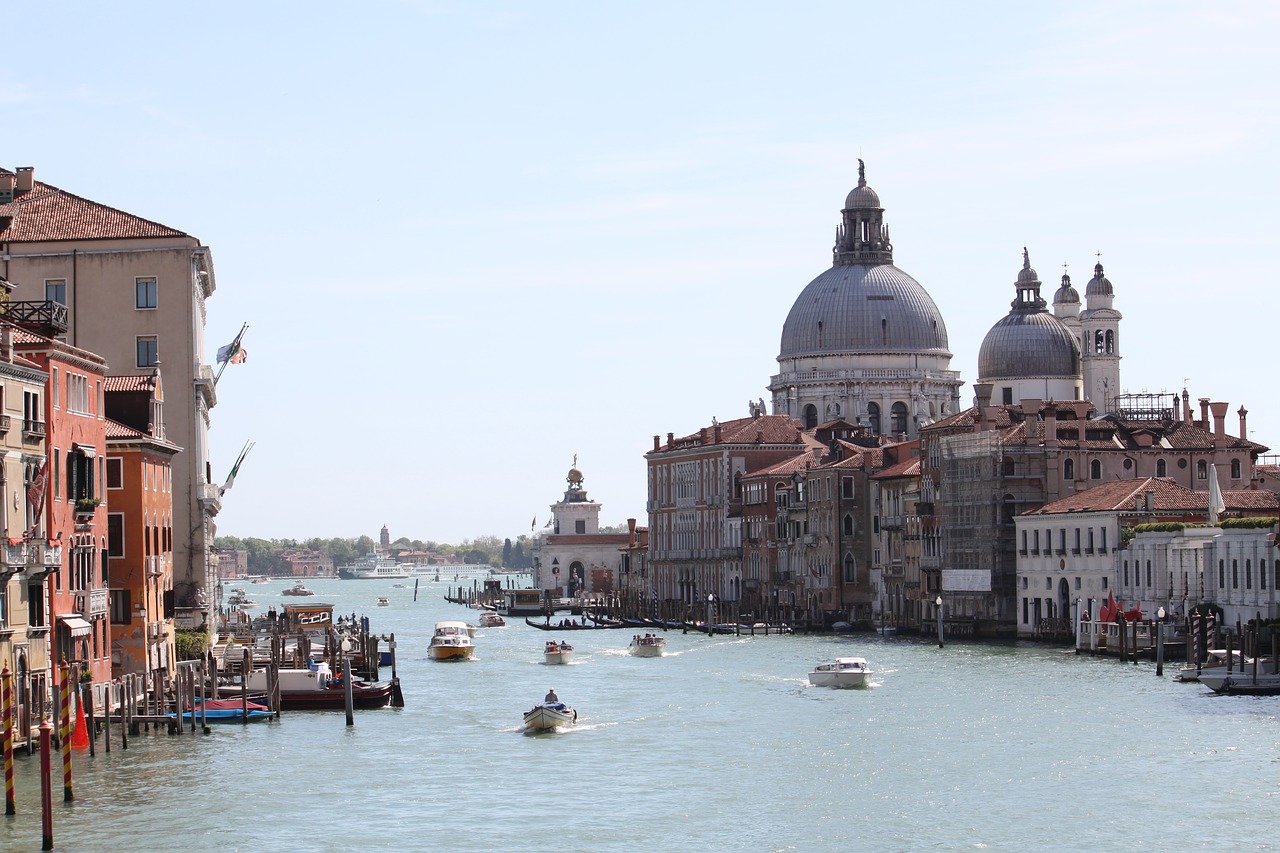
[935,595,944,648]
[1156,606,1166,677]
[707,593,715,636]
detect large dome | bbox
[978,312,1080,379]
[780,263,950,358]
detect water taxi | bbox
[429,621,475,661]
[478,610,506,628]
[808,657,873,688]
[543,640,574,664]
[628,634,666,657]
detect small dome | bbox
[567,465,584,485]
[1054,273,1079,305]
[978,313,1081,379]
[844,158,881,210]
[1016,248,1039,285]
[1085,262,1113,297]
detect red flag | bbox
[25,458,47,533]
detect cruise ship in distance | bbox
[337,553,413,580]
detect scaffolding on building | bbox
[938,431,1003,624]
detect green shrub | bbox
[175,627,209,662]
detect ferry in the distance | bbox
[337,553,412,580]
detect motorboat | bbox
[523,701,576,731]
[808,657,873,688]
[629,634,666,657]
[240,662,394,710]
[478,611,506,628]
[1198,669,1280,696]
[337,553,413,580]
[391,583,406,589]
[376,597,390,607]
[252,577,270,585]
[1174,650,1247,683]
[282,581,315,597]
[429,621,475,661]
[180,697,275,722]
[226,592,258,609]
[543,640,574,665]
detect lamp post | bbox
[340,638,355,726]
[706,594,715,637]
[935,596,943,648]
[1156,606,1166,677]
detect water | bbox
[3,578,1278,852]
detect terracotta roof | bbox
[747,451,820,478]
[873,457,921,480]
[655,414,813,452]
[104,374,156,392]
[0,168,189,242]
[1026,477,1279,515]
[105,419,146,439]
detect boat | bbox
[180,697,275,722]
[808,657,873,688]
[241,662,395,710]
[376,597,390,607]
[337,553,413,580]
[1174,650,1247,683]
[391,583,406,589]
[523,701,576,731]
[543,640,574,665]
[252,577,269,585]
[282,581,315,597]
[226,592,258,609]
[628,634,666,657]
[478,611,505,628]
[428,621,475,661]
[1198,669,1280,696]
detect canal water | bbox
[3,577,1277,852]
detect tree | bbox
[502,538,513,567]
[328,538,357,567]
[354,534,375,555]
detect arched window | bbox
[1002,458,1016,476]
[1231,459,1241,479]
[803,404,818,429]
[1090,459,1102,480]
[1197,460,1208,480]
[1156,459,1167,477]
[1105,330,1114,354]
[890,402,908,436]
[867,402,881,434]
[1064,459,1075,480]
[843,554,856,583]
[842,514,854,536]
[1094,330,1105,354]
[1002,494,1016,526]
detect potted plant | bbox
[75,497,102,514]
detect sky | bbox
[5,3,1279,545]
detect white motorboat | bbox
[808,657,873,688]
[227,592,258,609]
[523,701,576,731]
[337,553,412,580]
[1199,668,1280,696]
[478,611,506,628]
[629,634,666,657]
[1174,650,1246,683]
[376,597,390,607]
[428,621,475,661]
[543,640,574,665]
[282,581,315,597]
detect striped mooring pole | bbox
[2,665,14,815]
[58,664,72,802]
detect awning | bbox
[59,615,93,637]
[72,443,96,458]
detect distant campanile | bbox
[769,161,962,438]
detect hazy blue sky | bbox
[6,3,1278,545]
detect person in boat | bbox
[545,688,559,703]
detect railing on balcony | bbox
[881,515,904,530]
[147,620,168,641]
[2,299,68,336]
[22,419,45,440]
[0,414,9,433]
[42,543,63,567]
[74,588,109,620]
[3,541,27,568]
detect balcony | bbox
[0,414,9,434]
[3,540,27,569]
[803,534,817,546]
[3,299,69,336]
[74,588,109,620]
[775,571,793,583]
[881,515,904,530]
[41,542,63,567]
[22,419,45,442]
[147,620,169,642]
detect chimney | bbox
[1021,399,1042,446]
[1182,389,1192,423]
[1239,406,1248,440]
[14,167,33,194]
[1144,489,1155,512]
[653,435,660,452]
[0,172,13,196]
[1198,398,1210,429]
[1045,406,1059,448]
[1210,402,1228,445]
[973,383,993,432]
[700,427,708,444]
[714,423,722,443]
[1071,401,1091,445]
[667,432,674,447]
[627,518,637,548]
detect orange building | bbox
[12,326,111,687]
[105,372,179,678]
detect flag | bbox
[1208,464,1225,523]
[216,323,249,365]
[531,516,536,530]
[25,458,47,532]
[220,440,255,495]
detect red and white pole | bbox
[58,664,72,802]
[38,717,53,850]
[2,665,14,815]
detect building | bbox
[769,161,962,436]
[276,549,333,577]
[12,325,111,686]
[870,443,923,628]
[103,373,181,679]
[531,461,631,597]
[213,547,247,579]
[0,166,221,630]
[1053,262,1122,411]
[0,319,56,740]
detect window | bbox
[45,279,67,305]
[28,581,45,627]
[109,588,131,624]
[574,519,585,534]
[1197,460,1207,480]
[67,450,93,503]
[1090,460,1102,480]
[1064,459,1074,480]
[135,276,157,310]
[1002,387,1013,405]
[106,458,123,489]
[802,404,817,429]
[890,402,908,436]
[1219,560,1225,588]
[1232,559,1238,589]
[65,373,88,413]
[1231,459,1241,480]
[137,336,158,368]
[841,477,854,500]
[842,514,854,536]
[1246,559,1252,590]
[1156,459,1167,477]
[867,402,880,434]
[842,555,856,583]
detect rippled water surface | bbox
[3,578,1278,852]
